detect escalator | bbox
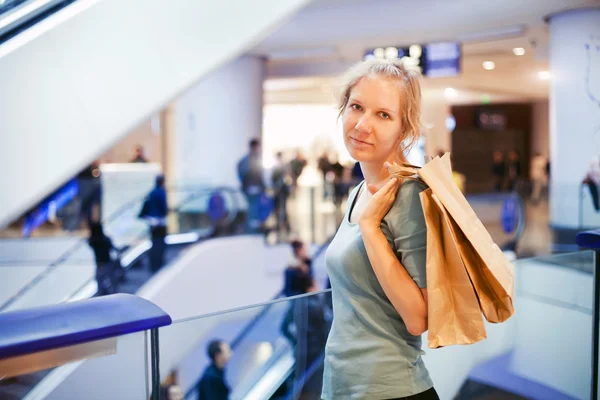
[180,238,332,400]
[68,185,246,300]
[0,0,312,228]
[0,185,245,399]
[0,185,245,312]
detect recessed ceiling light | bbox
[512,47,526,56]
[482,61,495,70]
[385,47,399,60]
[444,88,458,99]
[538,71,551,80]
[373,48,385,59]
[409,44,422,59]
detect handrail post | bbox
[580,183,584,229]
[151,328,161,400]
[593,250,600,400]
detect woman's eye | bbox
[380,112,390,119]
[350,104,362,111]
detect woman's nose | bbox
[355,114,373,134]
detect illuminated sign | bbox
[364,41,461,78]
[22,179,79,237]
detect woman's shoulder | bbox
[394,178,428,204]
[383,178,428,230]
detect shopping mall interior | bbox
[0,0,600,399]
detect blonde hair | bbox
[337,58,423,157]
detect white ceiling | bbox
[254,0,600,104]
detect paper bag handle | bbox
[388,162,423,184]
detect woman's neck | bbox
[360,162,389,187]
[360,155,406,187]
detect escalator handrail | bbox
[282,353,326,400]
[0,293,171,359]
[0,185,243,312]
[184,234,335,399]
[0,0,76,45]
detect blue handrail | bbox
[576,230,600,249]
[0,293,171,359]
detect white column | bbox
[548,8,600,228]
[422,92,452,158]
[172,56,265,187]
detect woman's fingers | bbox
[383,177,399,193]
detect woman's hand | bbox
[358,176,400,231]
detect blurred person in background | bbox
[530,152,549,203]
[88,218,118,295]
[506,149,521,191]
[281,240,313,345]
[130,144,149,163]
[491,151,506,192]
[272,151,291,236]
[139,175,168,272]
[283,240,313,296]
[289,150,307,196]
[318,152,333,199]
[197,340,231,400]
[237,138,266,232]
[329,158,347,211]
[583,154,600,212]
[322,59,439,399]
[291,239,313,277]
[74,160,102,229]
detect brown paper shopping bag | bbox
[417,154,514,323]
[446,213,515,323]
[420,188,487,348]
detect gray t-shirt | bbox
[322,180,433,399]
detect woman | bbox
[322,59,438,399]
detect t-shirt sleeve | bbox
[380,180,428,288]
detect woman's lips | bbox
[350,137,372,146]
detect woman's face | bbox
[342,75,404,164]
